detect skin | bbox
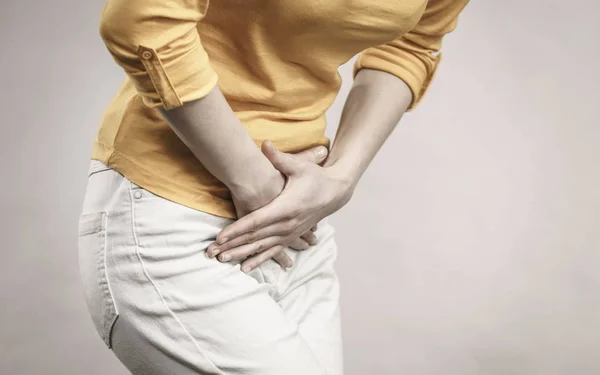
[211,68,414,273]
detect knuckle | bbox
[285,206,300,219]
[289,216,300,229]
[250,218,260,233]
[283,221,295,234]
[247,231,257,244]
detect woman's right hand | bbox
[207,144,328,269]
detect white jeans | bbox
[77,160,343,375]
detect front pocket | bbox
[77,211,119,348]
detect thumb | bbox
[261,140,300,176]
[292,145,328,165]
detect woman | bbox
[78,0,469,373]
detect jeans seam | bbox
[88,159,111,177]
[103,211,120,348]
[128,181,223,375]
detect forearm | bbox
[159,85,280,199]
[324,68,413,188]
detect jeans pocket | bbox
[77,211,119,348]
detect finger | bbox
[240,245,287,273]
[261,140,302,176]
[272,250,293,269]
[217,198,293,244]
[292,145,328,165]
[218,235,287,262]
[211,220,295,253]
[300,231,317,246]
[289,237,309,251]
[206,243,219,258]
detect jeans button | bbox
[133,191,142,199]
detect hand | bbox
[211,140,354,273]
[207,142,329,268]
[230,153,321,255]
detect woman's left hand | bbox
[210,140,354,273]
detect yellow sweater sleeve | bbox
[98,0,218,110]
[353,0,469,110]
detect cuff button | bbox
[141,50,153,60]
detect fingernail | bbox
[208,248,220,258]
[219,254,230,262]
[316,147,327,157]
[242,266,251,273]
[281,263,292,271]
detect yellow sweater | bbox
[93,0,468,218]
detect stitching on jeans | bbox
[103,212,119,316]
[128,181,223,375]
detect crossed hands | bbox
[206,140,353,273]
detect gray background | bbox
[1,1,599,374]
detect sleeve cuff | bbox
[353,48,441,111]
[132,39,218,110]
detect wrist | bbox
[324,162,358,207]
[228,155,285,206]
[324,155,361,189]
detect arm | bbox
[99,0,325,268]
[212,0,469,272]
[322,68,412,188]
[328,0,469,186]
[157,87,284,212]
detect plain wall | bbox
[1,1,599,374]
